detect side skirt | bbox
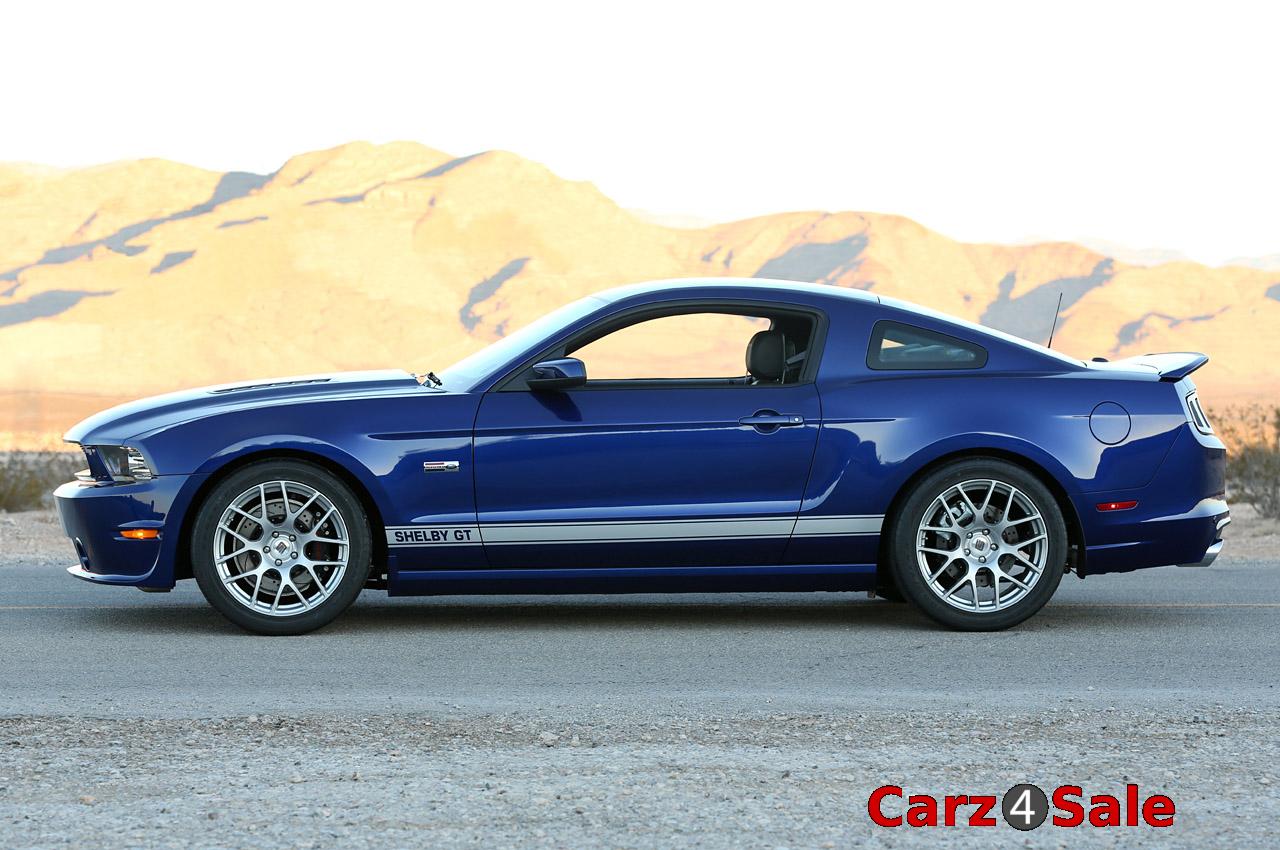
[387,563,877,596]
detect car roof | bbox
[593,277,882,305]
[594,278,1084,369]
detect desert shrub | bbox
[0,452,83,512]
[1216,405,1280,519]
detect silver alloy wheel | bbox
[915,478,1048,613]
[213,480,349,617]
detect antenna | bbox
[1046,291,1064,349]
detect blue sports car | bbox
[54,279,1229,634]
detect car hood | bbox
[65,369,432,445]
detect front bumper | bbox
[54,473,205,588]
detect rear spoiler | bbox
[1101,352,1209,381]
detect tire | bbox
[888,458,1067,631]
[191,459,372,635]
[873,571,906,602]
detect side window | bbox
[867,321,987,370]
[571,313,769,380]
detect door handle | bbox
[739,411,805,429]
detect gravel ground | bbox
[2,508,1277,848]
[3,709,1277,849]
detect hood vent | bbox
[210,378,332,394]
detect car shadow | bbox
[69,592,1214,636]
[73,594,932,635]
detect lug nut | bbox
[291,552,298,558]
[964,548,971,555]
[272,531,279,538]
[979,556,987,563]
[966,532,972,538]
[275,559,282,566]
[262,546,270,553]
[289,534,296,541]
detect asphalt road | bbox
[2,531,1278,848]
[1,552,1277,716]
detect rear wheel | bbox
[889,459,1067,630]
[192,460,371,635]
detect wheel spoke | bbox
[1001,488,1021,523]
[223,567,260,585]
[927,561,955,583]
[228,506,263,526]
[290,492,319,522]
[310,506,335,532]
[216,546,253,565]
[292,577,313,609]
[218,524,253,546]
[301,563,329,596]
[1001,569,1032,591]
[1012,551,1043,573]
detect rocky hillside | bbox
[1,141,1276,444]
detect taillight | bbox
[1184,391,1212,435]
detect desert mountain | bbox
[1,141,1276,445]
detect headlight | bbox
[82,445,155,483]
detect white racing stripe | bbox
[386,515,883,548]
[792,515,883,537]
[481,517,796,545]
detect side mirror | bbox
[527,357,587,391]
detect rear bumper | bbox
[1080,496,1229,575]
[1177,516,1230,568]
[54,472,207,588]
[1076,423,1228,576]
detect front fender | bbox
[193,435,398,524]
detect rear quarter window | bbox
[867,321,988,370]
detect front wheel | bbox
[191,460,372,635]
[888,459,1067,631]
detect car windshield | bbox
[436,295,609,390]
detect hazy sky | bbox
[5,1,1277,265]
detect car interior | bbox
[556,308,819,389]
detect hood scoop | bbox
[211,378,332,394]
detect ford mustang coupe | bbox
[55,279,1229,634]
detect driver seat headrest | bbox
[746,330,786,382]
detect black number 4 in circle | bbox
[1002,784,1049,830]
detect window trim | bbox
[493,299,829,392]
[866,320,988,371]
